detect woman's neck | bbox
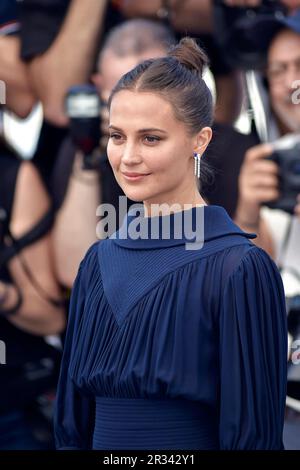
[143,189,207,218]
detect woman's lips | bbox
[122,172,151,181]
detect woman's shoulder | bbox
[80,241,101,271]
[73,241,99,283]
[72,241,103,299]
[215,242,281,289]
[204,240,279,290]
[227,243,277,270]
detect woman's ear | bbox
[194,127,213,155]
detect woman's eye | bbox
[144,135,161,144]
[110,133,123,142]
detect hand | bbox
[235,143,279,226]
[238,143,280,204]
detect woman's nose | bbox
[121,142,142,165]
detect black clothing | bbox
[0,150,61,413]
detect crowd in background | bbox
[1,0,300,450]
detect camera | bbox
[265,136,300,214]
[213,0,287,69]
[65,84,102,170]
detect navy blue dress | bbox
[54,206,287,450]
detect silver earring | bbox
[193,152,201,178]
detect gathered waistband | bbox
[93,396,218,450]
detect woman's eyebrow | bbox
[138,128,168,134]
[108,125,167,134]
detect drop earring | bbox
[193,152,201,178]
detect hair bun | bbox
[168,37,208,77]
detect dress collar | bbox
[110,205,256,250]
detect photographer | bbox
[0,2,66,449]
[0,154,66,450]
[233,12,300,443]
[234,12,300,281]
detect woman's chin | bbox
[125,193,144,203]
[121,187,150,203]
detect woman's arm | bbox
[4,162,65,335]
[219,247,287,449]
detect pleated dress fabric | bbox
[54,206,287,450]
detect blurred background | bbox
[0,0,300,450]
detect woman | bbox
[54,38,287,450]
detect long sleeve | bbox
[219,247,287,450]
[54,260,95,450]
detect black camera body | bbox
[213,0,287,69]
[265,143,300,214]
[65,84,102,170]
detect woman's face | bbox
[107,90,211,207]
